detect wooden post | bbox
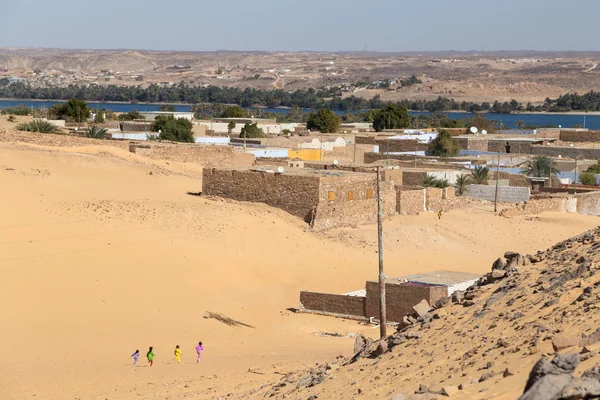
[494,151,500,212]
[376,166,387,338]
[353,134,357,164]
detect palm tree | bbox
[85,125,108,139]
[520,156,559,178]
[470,165,490,185]
[422,175,437,187]
[455,174,471,195]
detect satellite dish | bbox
[333,160,339,165]
[277,166,285,174]
[470,126,478,134]
[558,155,562,159]
[481,130,487,135]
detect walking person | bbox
[195,342,204,363]
[146,346,155,367]
[131,349,140,365]
[174,345,182,363]
[438,210,442,220]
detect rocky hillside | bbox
[232,226,600,399]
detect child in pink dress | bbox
[195,342,204,363]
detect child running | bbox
[174,345,182,363]
[131,349,139,365]
[146,346,155,367]
[195,341,204,363]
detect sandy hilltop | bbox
[0,116,600,400]
[2,48,600,103]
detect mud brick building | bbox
[300,271,481,323]
[202,167,396,231]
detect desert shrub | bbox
[7,115,16,122]
[428,129,460,157]
[16,119,59,133]
[85,125,108,139]
[239,122,264,138]
[579,172,597,186]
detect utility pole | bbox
[353,134,357,164]
[376,166,387,339]
[574,158,578,195]
[494,151,501,212]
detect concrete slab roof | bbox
[368,270,481,286]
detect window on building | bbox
[328,191,335,201]
[366,188,373,199]
[348,190,355,201]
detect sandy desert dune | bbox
[0,137,598,399]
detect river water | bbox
[1,100,597,130]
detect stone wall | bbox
[299,291,366,320]
[456,137,489,151]
[425,187,443,209]
[532,146,600,160]
[493,171,530,187]
[365,281,448,323]
[488,140,533,154]
[132,143,254,167]
[202,169,321,222]
[443,187,455,200]
[121,122,151,132]
[402,170,428,186]
[577,192,600,216]
[375,138,430,153]
[381,169,403,185]
[559,130,600,143]
[395,186,426,215]
[500,195,577,217]
[313,175,396,231]
[465,184,531,202]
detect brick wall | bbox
[532,146,600,160]
[457,138,489,151]
[133,143,254,167]
[465,184,531,202]
[488,140,533,154]
[395,186,426,215]
[203,169,321,222]
[375,138,430,153]
[402,170,428,186]
[313,175,396,231]
[365,281,448,323]
[559,131,600,143]
[299,291,366,319]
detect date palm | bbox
[470,165,490,185]
[455,174,471,195]
[520,156,559,178]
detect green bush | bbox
[306,109,341,133]
[152,115,194,143]
[423,176,450,188]
[239,122,264,138]
[49,98,90,121]
[1,106,31,116]
[118,110,142,121]
[586,164,600,174]
[16,119,59,133]
[428,129,460,157]
[579,172,597,186]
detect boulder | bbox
[390,394,407,400]
[451,291,464,304]
[504,251,520,260]
[491,270,507,280]
[441,386,459,397]
[518,353,580,400]
[412,300,431,318]
[433,309,447,319]
[492,257,507,271]
[434,297,451,309]
[552,335,580,352]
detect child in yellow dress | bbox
[174,345,182,363]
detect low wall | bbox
[577,192,600,216]
[532,146,600,160]
[111,133,148,141]
[500,196,577,217]
[443,187,455,200]
[560,130,600,143]
[488,140,533,154]
[465,184,531,202]
[299,291,366,320]
[121,122,151,132]
[194,137,230,145]
[425,187,443,209]
[365,281,447,323]
[132,143,254,167]
[402,170,428,186]
[289,149,325,161]
[396,186,426,215]
[246,148,289,158]
[456,137,489,151]
[375,138,430,153]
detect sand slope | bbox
[0,139,598,399]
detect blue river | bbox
[0,99,597,130]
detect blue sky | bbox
[1,0,599,52]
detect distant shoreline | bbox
[0,98,599,116]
